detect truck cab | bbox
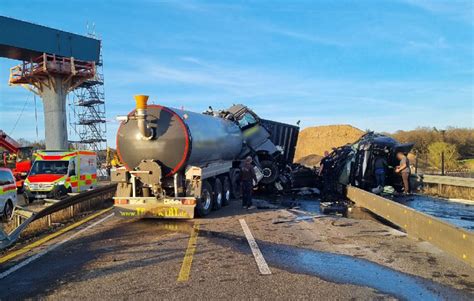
[24,151,97,203]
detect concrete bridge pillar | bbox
[40,76,68,150]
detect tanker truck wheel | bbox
[231,170,241,199]
[222,176,231,206]
[196,181,213,217]
[260,160,279,185]
[212,178,223,210]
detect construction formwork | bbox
[9,53,96,150]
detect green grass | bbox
[460,159,474,171]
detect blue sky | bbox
[0,0,473,147]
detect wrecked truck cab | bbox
[219,104,289,186]
[321,132,414,195]
[221,104,281,161]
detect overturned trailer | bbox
[112,96,300,218]
[320,132,414,196]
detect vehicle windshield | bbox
[29,160,69,176]
[237,112,257,128]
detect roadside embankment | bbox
[294,124,364,167]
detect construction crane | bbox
[0,130,33,191]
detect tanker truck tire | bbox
[212,178,223,210]
[196,181,213,217]
[260,160,279,184]
[231,170,241,199]
[222,176,231,206]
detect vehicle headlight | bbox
[57,180,65,186]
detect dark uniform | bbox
[319,156,331,194]
[374,156,387,188]
[240,161,257,208]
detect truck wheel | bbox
[3,200,13,222]
[213,178,223,210]
[222,176,231,206]
[26,195,33,204]
[231,170,241,199]
[196,180,213,217]
[260,160,279,184]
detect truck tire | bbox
[231,170,241,199]
[260,160,279,184]
[196,180,213,217]
[222,176,231,206]
[213,178,223,210]
[25,195,33,204]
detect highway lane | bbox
[0,200,473,299]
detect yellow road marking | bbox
[0,207,113,265]
[177,223,200,282]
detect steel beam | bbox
[346,186,474,267]
[0,16,100,62]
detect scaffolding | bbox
[68,31,107,166]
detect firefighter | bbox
[240,156,257,209]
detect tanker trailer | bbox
[112,95,264,218]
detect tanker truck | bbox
[112,95,299,218]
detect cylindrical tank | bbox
[117,105,243,176]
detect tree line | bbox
[389,127,474,171]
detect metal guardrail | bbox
[346,186,474,267]
[423,175,474,188]
[0,184,117,249]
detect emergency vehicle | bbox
[0,168,17,221]
[24,151,97,203]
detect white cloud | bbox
[260,25,346,47]
[399,0,474,24]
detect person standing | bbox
[395,152,411,194]
[240,156,257,209]
[318,151,330,176]
[374,156,387,189]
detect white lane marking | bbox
[239,219,271,275]
[0,212,114,280]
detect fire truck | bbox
[0,130,33,192]
[24,150,97,203]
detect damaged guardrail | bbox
[0,184,117,249]
[346,186,474,267]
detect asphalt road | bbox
[0,199,473,300]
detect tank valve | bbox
[135,95,154,140]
